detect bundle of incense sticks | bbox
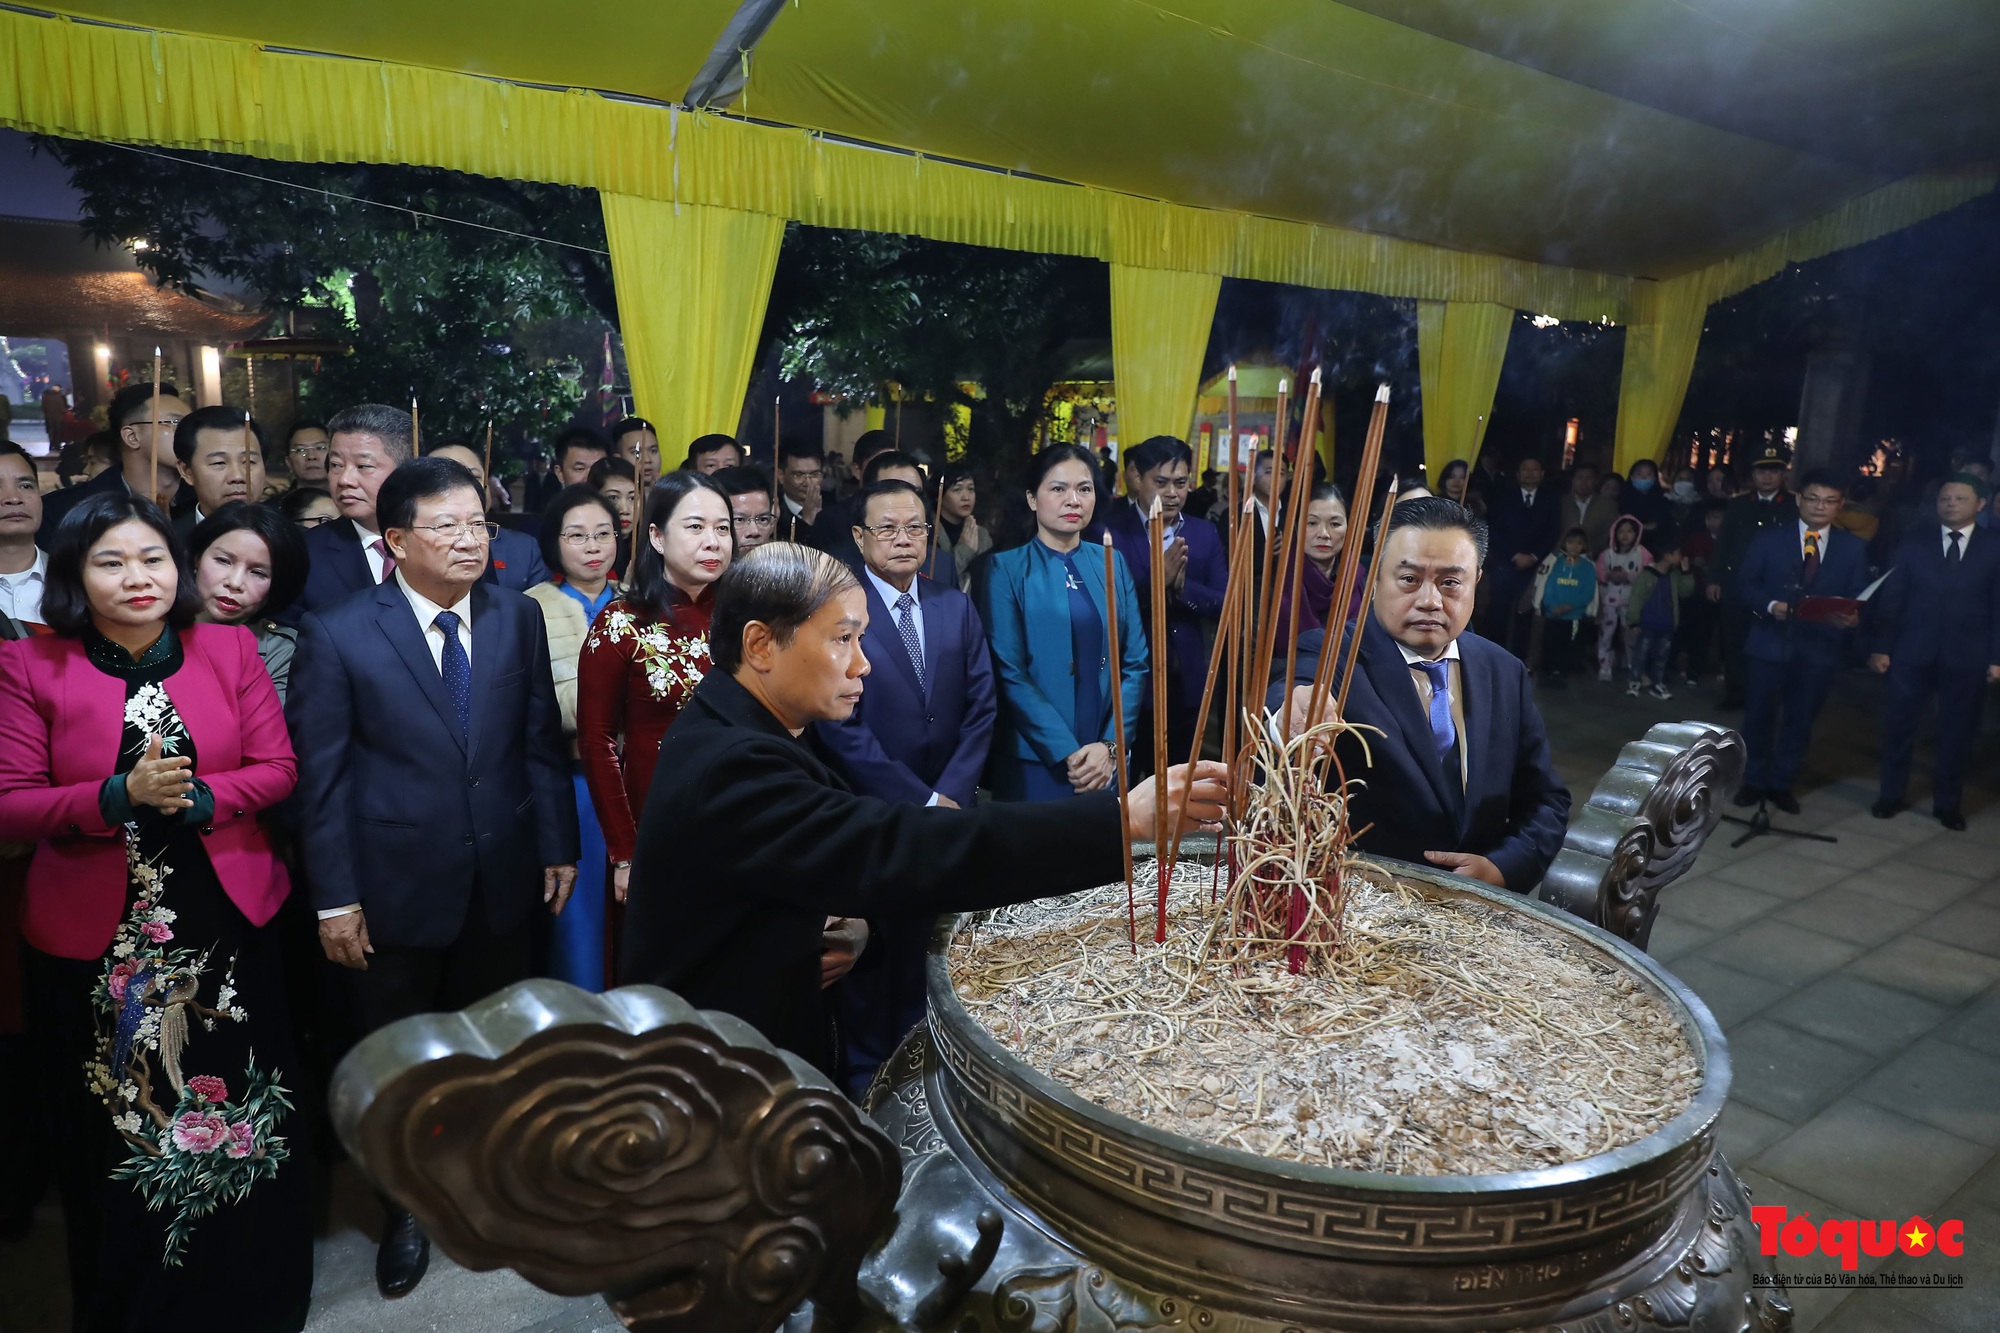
[1147,496,1170,942]
[1216,368,1242,902]
[149,349,163,506]
[1307,384,1392,729]
[1104,531,1137,951]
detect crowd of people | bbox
[0,379,1993,1331]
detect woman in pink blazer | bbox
[0,493,310,1331]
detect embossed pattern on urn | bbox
[852,857,1791,1333]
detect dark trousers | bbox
[1743,655,1838,791]
[347,908,532,1039]
[1484,567,1534,661]
[1718,599,1753,703]
[1541,618,1587,675]
[1675,594,1718,677]
[833,915,930,1100]
[1879,662,1989,813]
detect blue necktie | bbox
[1417,659,1456,769]
[434,610,472,742]
[895,592,925,692]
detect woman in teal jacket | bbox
[980,444,1148,800]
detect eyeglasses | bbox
[862,522,932,540]
[133,417,186,430]
[559,527,617,546]
[410,521,499,543]
[288,444,329,458]
[295,514,336,528]
[737,513,777,530]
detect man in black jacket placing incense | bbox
[622,542,1230,1074]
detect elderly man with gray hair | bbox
[621,542,1232,1076]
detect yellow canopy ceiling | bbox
[31,0,2000,279]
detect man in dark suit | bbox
[622,543,1228,1076]
[39,381,187,544]
[169,406,267,542]
[777,440,830,547]
[1733,469,1870,813]
[430,444,550,590]
[1479,457,1560,659]
[1870,474,2000,831]
[1089,435,1229,773]
[814,480,996,1094]
[288,456,578,1298]
[1709,444,1796,706]
[1271,497,1571,891]
[289,403,413,619]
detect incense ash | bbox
[948,857,1700,1176]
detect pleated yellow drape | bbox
[1416,301,1515,484]
[1610,274,1716,472]
[1108,264,1222,451]
[599,194,785,466]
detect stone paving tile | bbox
[1711,847,1855,898]
[1930,988,2000,1059]
[1899,836,2000,875]
[1844,861,1986,912]
[1776,886,1931,947]
[1913,900,2000,958]
[1719,1098,1796,1164]
[1851,1040,2000,1148]
[1820,1296,1957,1331]
[1643,914,1718,963]
[1697,920,1864,989]
[1768,974,1952,1058]
[1787,827,1909,869]
[1657,874,1787,932]
[1752,1097,1992,1220]
[1727,1019,1880,1122]
[1654,955,1794,1030]
[1846,936,2000,1006]
[1824,810,1955,847]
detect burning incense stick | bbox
[1147,496,1171,942]
[149,348,162,507]
[927,470,947,580]
[1104,531,1137,951]
[1255,371,1319,725]
[1248,379,1289,721]
[1336,472,1399,714]
[1307,385,1390,728]
[1281,370,1324,704]
[483,419,495,504]
[411,396,422,456]
[772,396,782,510]
[1161,500,1253,881]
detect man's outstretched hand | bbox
[1425,850,1506,887]
[1125,761,1230,843]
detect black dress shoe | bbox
[1939,809,1968,832]
[1732,786,1763,808]
[1768,790,1801,815]
[376,1209,430,1298]
[1871,799,1905,820]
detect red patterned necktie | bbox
[1802,531,1820,585]
[372,537,397,581]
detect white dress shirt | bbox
[355,519,389,583]
[396,572,474,671]
[864,566,943,807]
[1395,638,1469,787]
[0,548,47,625]
[1943,523,1976,558]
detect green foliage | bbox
[767,226,1108,475]
[35,138,609,437]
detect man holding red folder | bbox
[1734,469,1870,812]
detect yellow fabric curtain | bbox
[1610,273,1715,472]
[599,194,785,465]
[1416,301,1515,484]
[1109,264,1222,452]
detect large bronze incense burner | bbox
[329,722,1782,1333]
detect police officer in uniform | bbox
[1709,444,1796,708]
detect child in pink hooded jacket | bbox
[1594,515,1651,680]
